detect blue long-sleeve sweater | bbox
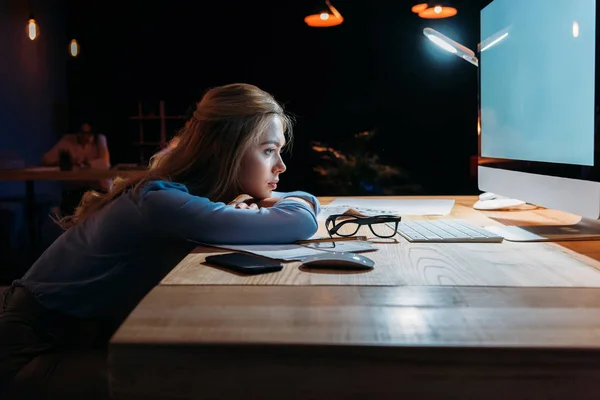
[15,180,320,320]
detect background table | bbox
[0,167,146,250]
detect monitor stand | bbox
[485,217,600,242]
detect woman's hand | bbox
[256,197,281,208]
[228,195,313,211]
[229,194,259,210]
[235,197,279,209]
[234,202,259,210]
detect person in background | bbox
[41,122,111,216]
[41,122,110,170]
[0,83,319,399]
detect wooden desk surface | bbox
[109,196,600,400]
[111,285,600,400]
[161,196,600,287]
[0,167,146,181]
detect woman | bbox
[41,122,112,216]
[0,83,319,398]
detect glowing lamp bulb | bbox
[27,18,38,40]
[429,35,457,53]
[69,39,80,57]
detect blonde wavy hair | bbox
[55,83,294,230]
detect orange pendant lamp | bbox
[412,3,457,19]
[305,0,344,28]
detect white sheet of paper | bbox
[318,198,455,221]
[206,240,375,261]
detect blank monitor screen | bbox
[480,0,596,166]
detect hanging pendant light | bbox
[305,0,344,28]
[411,3,457,19]
[411,3,429,14]
[26,14,39,40]
[69,39,80,57]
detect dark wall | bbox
[0,0,67,272]
[0,0,67,169]
[64,0,484,195]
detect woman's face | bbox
[78,123,94,143]
[238,116,287,199]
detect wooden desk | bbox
[109,196,600,400]
[161,197,600,287]
[0,167,145,249]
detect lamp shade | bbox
[305,0,343,27]
[411,3,429,13]
[418,4,457,19]
[423,27,478,67]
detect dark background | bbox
[63,0,488,195]
[1,0,489,278]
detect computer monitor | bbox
[478,0,600,241]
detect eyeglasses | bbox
[325,213,402,239]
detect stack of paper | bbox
[318,198,455,221]
[206,240,375,261]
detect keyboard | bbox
[395,219,504,243]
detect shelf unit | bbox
[129,100,185,162]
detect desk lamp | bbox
[423,27,478,67]
[422,27,523,210]
[423,27,510,67]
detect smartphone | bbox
[204,253,284,275]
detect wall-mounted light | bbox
[26,14,39,40]
[412,3,457,19]
[69,39,80,57]
[305,0,343,28]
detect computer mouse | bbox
[473,198,526,210]
[301,252,375,270]
[479,192,498,201]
